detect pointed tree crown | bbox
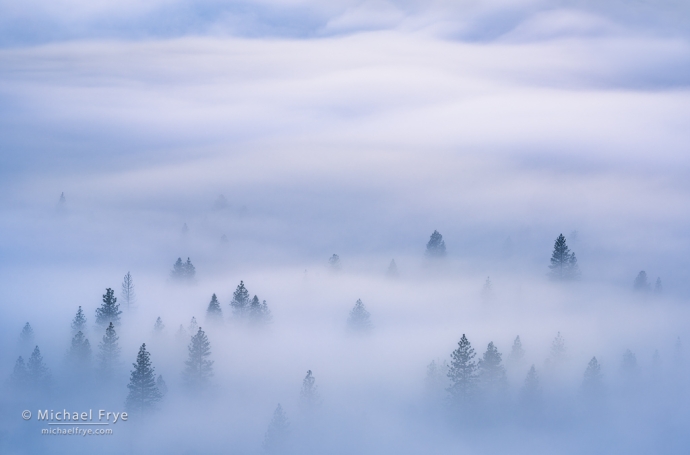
[426,230,446,257]
[95,288,122,327]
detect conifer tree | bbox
[299,370,320,412]
[549,332,566,365]
[620,349,637,375]
[19,322,34,350]
[477,342,508,397]
[633,271,650,292]
[347,299,371,333]
[654,277,663,295]
[425,359,449,398]
[67,331,92,370]
[447,334,478,404]
[10,356,28,389]
[95,288,122,327]
[230,281,250,319]
[153,317,165,334]
[71,307,87,335]
[183,258,196,280]
[481,277,494,304]
[581,357,604,400]
[175,325,187,342]
[183,327,214,389]
[170,258,196,283]
[510,336,525,361]
[98,322,120,375]
[121,272,136,309]
[548,234,580,280]
[27,346,50,390]
[157,375,168,397]
[188,317,198,335]
[206,294,223,323]
[125,344,162,412]
[386,259,399,278]
[249,296,272,326]
[263,404,289,453]
[520,365,541,406]
[426,230,446,257]
[328,254,341,271]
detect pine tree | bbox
[447,334,478,404]
[347,299,371,333]
[477,342,508,397]
[125,344,162,412]
[654,277,663,295]
[171,258,185,281]
[10,356,29,389]
[426,230,446,257]
[581,357,604,400]
[620,349,637,377]
[300,370,320,412]
[263,404,290,453]
[188,317,198,335]
[153,317,165,334]
[98,322,120,375]
[548,234,580,280]
[386,259,399,278]
[328,254,341,271]
[27,346,50,390]
[510,335,525,362]
[181,223,189,236]
[121,272,136,309]
[157,375,168,397]
[183,327,214,389]
[67,331,92,370]
[633,271,650,292]
[95,288,122,327]
[183,258,196,280]
[230,281,250,319]
[549,332,566,365]
[175,325,187,342]
[206,294,223,324]
[481,277,494,304]
[71,307,87,335]
[19,322,35,349]
[249,296,272,326]
[425,359,449,398]
[520,365,541,407]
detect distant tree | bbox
[520,365,541,406]
[263,404,290,453]
[125,344,162,412]
[581,357,604,400]
[121,272,136,309]
[654,277,663,295]
[188,317,199,335]
[214,194,229,210]
[300,370,320,412]
[425,359,449,398]
[183,258,195,278]
[95,288,122,327]
[347,299,372,333]
[447,334,478,405]
[481,277,494,304]
[328,254,341,271]
[71,307,87,335]
[157,375,168,397]
[548,234,580,280]
[170,258,196,283]
[620,349,637,377]
[175,325,187,343]
[19,322,35,350]
[98,322,120,375]
[510,336,525,362]
[206,294,223,324]
[549,332,566,365]
[633,271,650,292]
[477,342,508,398]
[153,317,165,334]
[27,346,50,390]
[386,259,399,278]
[426,230,446,257]
[249,296,272,326]
[58,192,66,206]
[183,328,214,390]
[230,281,251,319]
[67,331,92,370]
[181,223,189,236]
[9,356,28,389]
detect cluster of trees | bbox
[171,257,196,283]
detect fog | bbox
[1,1,690,454]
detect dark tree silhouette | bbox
[19,322,34,350]
[426,230,446,257]
[328,254,341,271]
[300,370,320,412]
[249,295,272,326]
[548,234,580,280]
[71,307,87,335]
[633,271,650,292]
[263,404,290,453]
[27,346,50,390]
[98,322,121,375]
[478,342,508,397]
[95,288,122,327]
[171,257,196,283]
[183,327,214,390]
[230,281,250,319]
[153,317,165,334]
[67,331,92,371]
[447,334,478,405]
[125,344,162,412]
[347,299,372,333]
[206,294,223,324]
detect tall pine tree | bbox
[27,346,50,390]
[447,334,478,405]
[477,342,508,398]
[19,322,34,350]
[509,335,525,362]
[98,322,121,375]
[520,365,541,408]
[121,272,136,309]
[183,327,214,390]
[10,356,29,390]
[66,331,92,371]
[206,294,223,324]
[95,288,122,327]
[248,295,272,326]
[230,281,250,319]
[548,234,580,280]
[581,356,604,401]
[426,230,446,257]
[263,404,290,453]
[299,370,320,412]
[347,299,372,333]
[125,344,162,412]
[71,307,87,335]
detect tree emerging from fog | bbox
[477,342,508,399]
[230,281,251,319]
[249,296,272,326]
[206,293,223,324]
[95,288,122,327]
[183,327,214,390]
[19,322,34,350]
[386,259,399,278]
[328,254,341,271]
[509,336,525,362]
[98,322,121,376]
[71,306,87,335]
[10,356,28,390]
[170,257,196,283]
[425,230,446,258]
[520,365,541,408]
[447,334,478,405]
[633,271,650,292]
[347,299,372,333]
[581,357,604,401]
[66,331,92,371]
[27,346,50,390]
[121,271,136,309]
[548,234,580,280]
[126,344,162,412]
[299,370,320,413]
[263,404,290,453]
